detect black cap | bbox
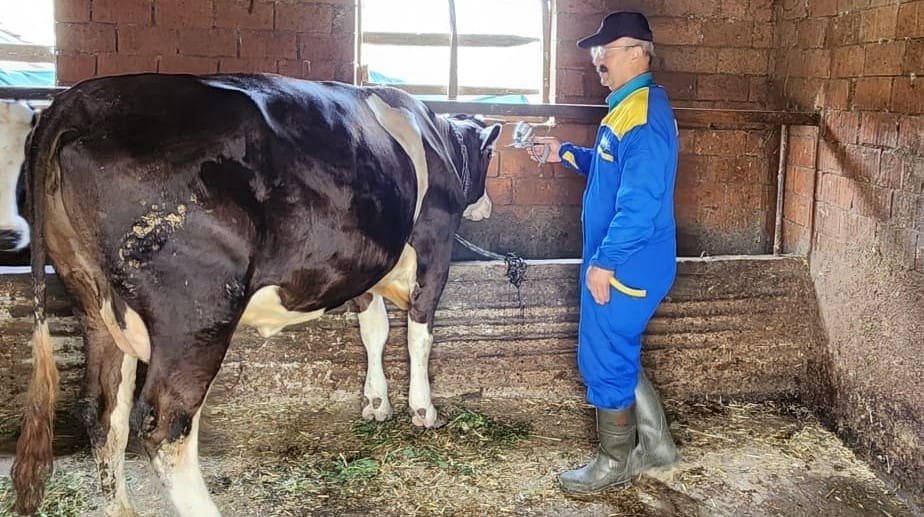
[577,11,653,49]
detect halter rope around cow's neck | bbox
[449,123,471,194]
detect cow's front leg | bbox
[357,293,393,421]
[407,317,443,427]
[406,240,453,429]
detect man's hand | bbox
[586,265,614,305]
[529,136,562,163]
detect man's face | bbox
[590,37,643,91]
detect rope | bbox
[454,233,528,309]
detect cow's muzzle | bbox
[462,192,492,221]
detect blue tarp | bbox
[0,68,55,87]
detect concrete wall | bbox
[0,257,823,441]
[772,0,924,496]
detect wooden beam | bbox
[0,44,54,63]
[0,87,820,128]
[362,32,539,47]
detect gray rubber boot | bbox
[558,407,637,493]
[629,370,680,474]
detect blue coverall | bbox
[558,72,679,410]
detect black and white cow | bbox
[0,100,34,251]
[12,73,500,516]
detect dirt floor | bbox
[0,397,920,517]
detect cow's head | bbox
[446,114,501,222]
[0,101,34,251]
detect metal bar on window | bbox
[447,0,458,100]
[0,44,55,63]
[366,83,540,96]
[541,0,551,103]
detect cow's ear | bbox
[480,123,502,152]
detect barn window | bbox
[0,0,55,86]
[358,0,550,104]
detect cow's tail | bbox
[12,115,63,515]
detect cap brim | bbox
[577,33,612,49]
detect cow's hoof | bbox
[411,405,446,428]
[362,396,393,421]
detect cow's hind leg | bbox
[77,315,139,516]
[133,327,231,517]
[357,293,393,421]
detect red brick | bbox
[837,0,867,13]
[826,12,860,46]
[240,30,297,59]
[782,219,810,254]
[745,129,776,157]
[154,0,212,28]
[498,148,552,178]
[57,23,117,54]
[93,0,152,23]
[789,134,817,169]
[485,177,513,206]
[826,110,861,145]
[818,173,838,202]
[782,0,808,20]
[897,1,924,39]
[824,79,850,110]
[804,49,832,78]
[305,60,336,80]
[834,175,855,209]
[215,0,274,30]
[879,151,904,189]
[648,17,701,46]
[158,56,218,74]
[177,28,238,58]
[889,190,919,229]
[55,0,91,22]
[784,190,813,227]
[831,45,865,78]
[716,49,769,75]
[750,0,775,21]
[898,115,923,152]
[298,35,352,64]
[55,53,96,85]
[701,20,752,47]
[904,39,924,75]
[797,18,829,48]
[330,4,354,36]
[676,154,707,186]
[752,22,774,48]
[118,26,177,55]
[278,59,311,79]
[891,78,923,114]
[656,72,696,100]
[671,0,719,16]
[853,77,892,111]
[97,53,158,75]
[902,157,924,194]
[845,144,882,184]
[218,57,278,73]
[916,233,924,273]
[658,47,717,74]
[863,41,905,76]
[809,0,839,17]
[275,3,333,33]
[513,177,585,206]
[555,0,607,13]
[816,204,844,238]
[698,74,749,102]
[860,5,899,41]
[749,77,769,104]
[859,112,900,148]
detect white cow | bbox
[0,100,34,251]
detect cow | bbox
[0,100,34,251]
[11,73,501,516]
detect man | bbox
[529,11,680,492]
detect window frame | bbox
[356,0,551,103]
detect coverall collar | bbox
[605,72,653,110]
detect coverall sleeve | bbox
[558,143,594,176]
[590,124,669,269]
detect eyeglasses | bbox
[590,45,640,60]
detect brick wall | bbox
[481,0,782,257]
[54,0,354,84]
[773,0,924,497]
